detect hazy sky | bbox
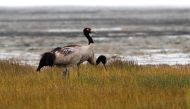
[0,0,190,7]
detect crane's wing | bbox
[51,45,81,57]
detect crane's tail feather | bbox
[36,52,56,71]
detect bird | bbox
[36,28,107,77]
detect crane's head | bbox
[83,27,94,44]
[96,55,107,70]
[83,28,93,35]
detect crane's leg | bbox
[77,63,80,77]
[103,64,107,71]
[63,67,68,78]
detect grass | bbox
[0,60,190,109]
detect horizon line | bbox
[0,5,190,9]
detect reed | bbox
[0,60,190,109]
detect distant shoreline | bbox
[0,6,190,10]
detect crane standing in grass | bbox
[36,28,107,77]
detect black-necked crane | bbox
[36,28,107,77]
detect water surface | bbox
[0,7,190,65]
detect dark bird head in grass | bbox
[96,55,107,70]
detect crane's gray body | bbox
[54,44,95,66]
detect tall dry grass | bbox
[0,60,190,109]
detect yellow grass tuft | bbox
[0,60,190,109]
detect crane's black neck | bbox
[84,33,94,45]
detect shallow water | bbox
[0,7,190,65]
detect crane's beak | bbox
[91,31,95,34]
